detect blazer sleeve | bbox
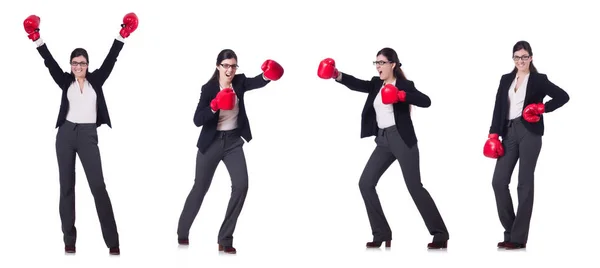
[335,72,372,93]
[36,40,71,89]
[242,73,271,92]
[92,38,125,86]
[401,80,431,108]
[540,74,569,113]
[193,85,218,127]
[489,76,504,134]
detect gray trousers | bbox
[56,120,119,248]
[359,126,449,242]
[177,129,249,247]
[492,118,542,244]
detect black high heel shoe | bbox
[504,242,526,249]
[218,244,237,254]
[366,240,391,248]
[427,240,447,249]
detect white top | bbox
[373,80,397,129]
[66,79,97,123]
[215,87,240,131]
[508,73,530,120]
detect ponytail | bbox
[206,69,219,85]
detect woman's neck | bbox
[219,79,231,89]
[384,77,396,86]
[517,69,530,77]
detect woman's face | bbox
[374,55,395,81]
[71,55,88,78]
[217,58,238,83]
[513,49,532,72]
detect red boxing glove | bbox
[483,133,504,159]
[261,59,284,81]
[23,15,41,41]
[120,12,139,38]
[210,88,236,111]
[381,84,407,104]
[317,58,339,79]
[522,103,545,123]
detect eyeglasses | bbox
[373,61,392,66]
[71,61,88,67]
[513,55,530,61]
[220,63,239,69]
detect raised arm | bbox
[241,73,271,92]
[240,59,283,92]
[380,80,430,108]
[317,57,371,93]
[399,80,431,108]
[336,72,373,93]
[93,12,138,85]
[24,15,71,88]
[92,37,125,85]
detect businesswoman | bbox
[176,49,284,254]
[23,13,138,255]
[484,40,569,249]
[317,47,449,249]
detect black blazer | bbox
[336,72,431,148]
[489,71,570,137]
[194,73,270,153]
[37,39,125,128]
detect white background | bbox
[0,0,598,267]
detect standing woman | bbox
[177,49,284,254]
[23,13,138,255]
[484,40,569,249]
[317,47,449,249]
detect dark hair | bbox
[511,40,538,73]
[376,47,407,80]
[207,49,238,84]
[377,47,412,113]
[69,48,89,79]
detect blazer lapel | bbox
[208,79,221,96]
[523,72,536,103]
[231,76,244,100]
[503,72,517,95]
[369,79,383,102]
[362,79,381,117]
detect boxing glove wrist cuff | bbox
[488,133,499,139]
[34,38,44,47]
[116,34,125,43]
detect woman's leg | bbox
[218,136,249,249]
[359,134,396,243]
[55,124,77,248]
[177,140,223,242]
[492,123,520,243]
[510,122,542,245]
[385,127,449,243]
[76,125,119,249]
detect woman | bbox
[176,49,284,254]
[484,40,569,249]
[23,13,138,255]
[317,47,450,249]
